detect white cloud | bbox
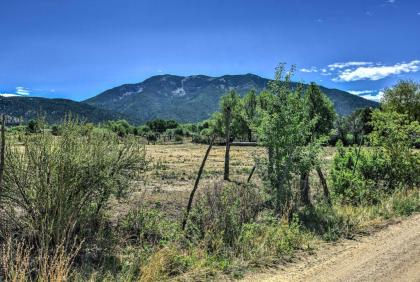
[347,90,375,95]
[0,93,19,97]
[300,67,318,73]
[335,60,420,82]
[15,86,30,95]
[360,91,384,102]
[328,61,372,71]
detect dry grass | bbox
[1,238,31,282]
[110,142,336,221]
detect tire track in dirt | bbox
[243,214,420,282]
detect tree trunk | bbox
[182,135,215,231]
[247,165,256,183]
[268,146,274,177]
[316,167,331,206]
[223,107,231,181]
[0,114,5,192]
[248,129,252,142]
[300,172,311,206]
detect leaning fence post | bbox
[182,135,215,231]
[247,165,256,183]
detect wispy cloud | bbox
[417,12,420,16]
[386,0,395,3]
[0,93,20,97]
[334,60,420,82]
[300,67,318,73]
[347,90,375,95]
[15,86,30,95]
[328,62,372,71]
[0,86,31,97]
[359,91,384,102]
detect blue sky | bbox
[1,0,420,101]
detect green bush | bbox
[297,205,357,241]
[119,208,181,248]
[191,133,210,144]
[174,135,183,142]
[1,119,146,252]
[146,132,158,143]
[51,124,62,136]
[330,111,419,205]
[26,119,42,133]
[330,146,384,205]
[187,182,264,254]
[237,215,310,264]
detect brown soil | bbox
[243,214,420,282]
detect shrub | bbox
[119,208,181,248]
[330,146,384,205]
[330,111,420,205]
[146,132,158,143]
[191,134,210,144]
[237,215,310,264]
[51,124,62,136]
[26,119,42,133]
[297,205,357,241]
[1,119,146,253]
[174,135,183,142]
[187,182,264,255]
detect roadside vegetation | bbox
[0,66,419,281]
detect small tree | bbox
[257,65,312,214]
[26,119,42,134]
[381,80,420,122]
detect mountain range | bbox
[1,74,378,124]
[85,74,379,123]
[0,96,133,124]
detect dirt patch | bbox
[242,213,420,282]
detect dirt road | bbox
[243,214,420,282]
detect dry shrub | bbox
[1,118,146,252]
[37,240,82,282]
[1,237,82,282]
[1,238,31,282]
[188,181,264,254]
[139,245,178,282]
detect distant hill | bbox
[85,74,379,123]
[0,96,134,124]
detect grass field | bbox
[112,142,336,220]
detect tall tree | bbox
[257,64,312,214]
[242,90,258,142]
[299,83,336,206]
[220,90,240,181]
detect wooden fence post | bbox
[182,135,215,231]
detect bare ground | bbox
[243,213,420,282]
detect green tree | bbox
[220,90,241,180]
[257,65,312,214]
[299,83,336,206]
[305,83,335,138]
[381,80,420,122]
[26,119,42,134]
[242,90,258,141]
